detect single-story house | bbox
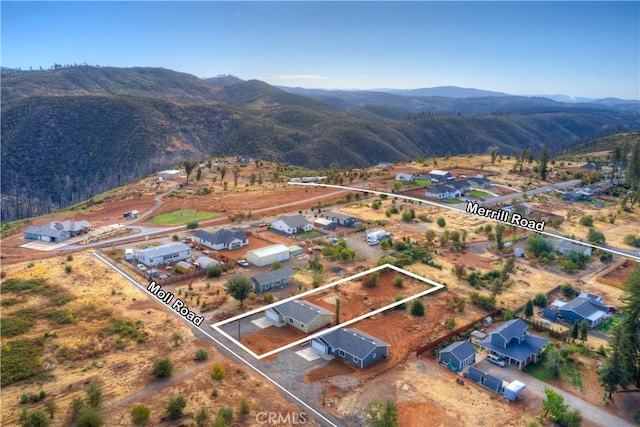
[580,162,600,171]
[559,294,608,328]
[477,319,548,369]
[438,341,476,371]
[24,220,91,243]
[175,260,196,274]
[193,229,248,251]
[395,173,416,182]
[428,169,454,182]
[549,239,592,257]
[447,180,471,193]
[376,162,393,169]
[312,328,389,369]
[251,266,295,293]
[158,170,182,180]
[322,212,359,228]
[272,215,313,234]
[502,203,532,216]
[246,244,290,267]
[314,217,338,231]
[194,256,219,269]
[466,175,493,188]
[266,300,332,333]
[425,185,462,199]
[564,190,591,201]
[136,242,192,267]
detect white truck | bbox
[125,248,134,261]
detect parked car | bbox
[237,259,250,268]
[137,264,147,271]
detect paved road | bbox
[475,359,632,427]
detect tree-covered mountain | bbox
[2,66,639,221]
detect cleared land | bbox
[149,208,220,224]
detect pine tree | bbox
[599,325,632,399]
[539,142,550,181]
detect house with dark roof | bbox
[549,238,592,256]
[425,185,461,199]
[395,173,416,182]
[438,341,476,371]
[447,180,471,193]
[193,229,248,251]
[251,266,295,293]
[540,308,559,321]
[477,319,548,369]
[322,212,359,228]
[564,189,591,201]
[265,300,332,333]
[272,215,312,234]
[311,328,389,368]
[136,242,192,267]
[24,220,91,243]
[428,169,453,182]
[314,217,338,231]
[559,294,608,328]
[466,175,493,189]
[580,162,601,171]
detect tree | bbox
[74,406,104,427]
[44,398,57,419]
[205,264,223,278]
[599,325,632,399]
[392,181,402,191]
[524,300,534,317]
[335,298,341,325]
[225,274,253,308]
[196,167,203,182]
[490,278,504,299]
[562,409,583,427]
[579,319,589,343]
[533,292,548,307]
[186,221,199,230]
[410,300,425,316]
[220,165,227,181]
[495,223,505,250]
[170,332,182,347]
[216,407,233,425]
[425,229,436,244]
[232,165,241,187]
[270,261,282,270]
[166,395,187,420]
[542,387,568,422]
[152,357,173,378]
[611,144,623,184]
[618,264,640,388]
[195,407,211,427]
[18,409,49,427]
[195,348,209,361]
[587,228,605,244]
[453,264,466,280]
[437,217,446,227]
[183,161,197,185]
[570,322,579,342]
[626,141,640,205]
[130,404,150,425]
[539,142,550,181]
[86,381,102,408]
[365,399,399,427]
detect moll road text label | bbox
[465,201,545,232]
[147,281,204,326]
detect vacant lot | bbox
[241,325,306,355]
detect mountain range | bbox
[2,66,639,222]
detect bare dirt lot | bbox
[242,325,306,355]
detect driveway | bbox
[475,359,632,426]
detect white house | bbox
[425,185,461,199]
[136,242,192,267]
[158,170,182,180]
[193,229,248,251]
[428,169,453,182]
[272,215,312,234]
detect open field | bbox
[149,208,220,224]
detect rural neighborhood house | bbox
[251,266,295,293]
[271,215,313,234]
[438,340,477,372]
[24,220,91,242]
[477,319,548,369]
[265,300,332,333]
[312,327,390,369]
[193,228,249,251]
[136,242,192,267]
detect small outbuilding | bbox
[438,341,476,371]
[314,217,338,231]
[288,245,304,257]
[175,261,195,274]
[246,244,290,267]
[158,170,182,180]
[503,380,526,402]
[195,256,219,269]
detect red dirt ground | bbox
[602,259,637,284]
[241,325,306,355]
[443,250,499,271]
[306,359,356,382]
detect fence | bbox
[416,308,502,357]
[596,259,632,290]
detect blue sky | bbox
[2,1,639,99]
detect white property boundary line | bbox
[288,181,640,262]
[211,263,445,360]
[91,251,340,427]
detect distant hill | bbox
[2,66,640,222]
[381,86,509,98]
[204,74,244,86]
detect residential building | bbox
[251,266,295,293]
[559,294,608,328]
[549,238,592,256]
[322,212,359,228]
[312,327,389,368]
[428,169,454,182]
[158,170,182,180]
[266,300,332,333]
[425,184,462,199]
[136,242,192,267]
[314,217,338,231]
[246,244,290,267]
[24,220,91,243]
[466,175,493,188]
[193,229,248,251]
[272,215,312,234]
[438,341,476,371]
[477,319,548,369]
[395,173,416,182]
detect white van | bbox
[487,353,506,367]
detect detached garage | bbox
[246,244,290,267]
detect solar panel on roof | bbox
[54,222,64,230]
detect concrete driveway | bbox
[475,359,632,426]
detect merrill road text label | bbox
[465,201,545,232]
[147,281,204,326]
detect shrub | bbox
[362,272,380,288]
[66,254,74,262]
[186,221,199,230]
[131,404,151,425]
[410,300,425,316]
[75,406,104,427]
[393,278,403,288]
[587,228,605,244]
[195,348,209,361]
[152,357,173,378]
[270,261,282,270]
[623,234,640,247]
[205,264,223,278]
[533,293,548,307]
[238,398,250,415]
[600,252,613,263]
[263,292,275,304]
[172,234,179,241]
[561,284,577,297]
[211,364,225,381]
[64,264,72,274]
[437,217,446,227]
[86,381,103,408]
[579,215,593,226]
[444,317,456,329]
[19,408,50,427]
[166,395,187,420]
[216,407,233,425]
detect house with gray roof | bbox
[193,229,248,251]
[136,242,191,267]
[322,211,359,228]
[477,319,548,369]
[438,341,476,371]
[265,300,332,333]
[194,256,219,269]
[559,294,608,328]
[466,175,493,188]
[251,266,295,293]
[428,169,454,182]
[312,328,389,368]
[272,215,312,235]
[549,238,592,256]
[395,173,416,182]
[425,184,462,199]
[24,220,91,243]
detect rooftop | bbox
[252,266,295,286]
[247,244,290,258]
[137,242,190,258]
[316,327,389,360]
[276,214,311,229]
[270,300,332,325]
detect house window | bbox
[353,357,360,364]
[338,349,345,357]
[289,318,293,324]
[300,324,305,329]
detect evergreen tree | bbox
[619,264,640,387]
[524,300,534,317]
[599,325,632,399]
[626,141,640,205]
[224,274,253,308]
[570,322,579,342]
[579,320,589,343]
[539,142,550,181]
